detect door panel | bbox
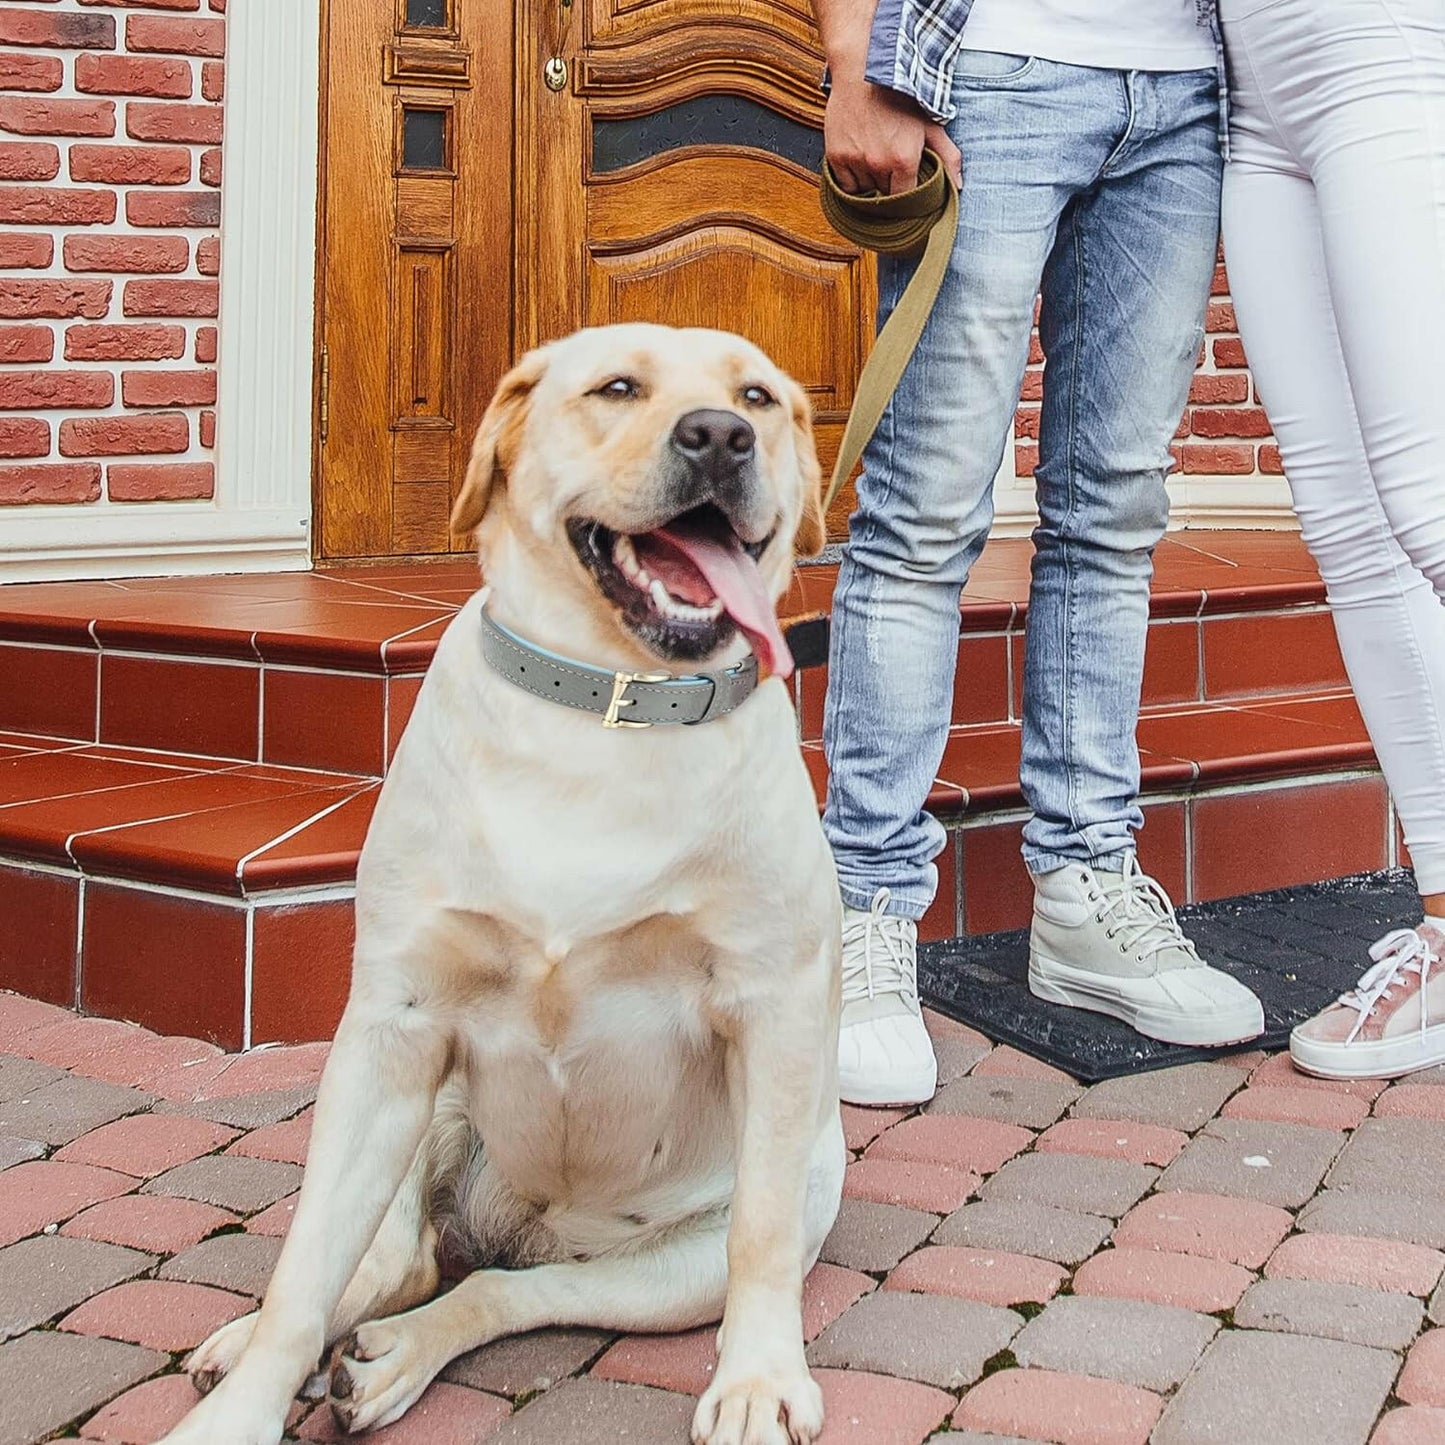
[521,0,873,537]
[317,0,509,561]
[318,0,865,558]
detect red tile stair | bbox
[0,535,1393,1048]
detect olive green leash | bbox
[818,148,960,514]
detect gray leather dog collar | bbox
[479,607,758,728]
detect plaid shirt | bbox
[864,0,1229,151]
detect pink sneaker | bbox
[1291,921,1445,1080]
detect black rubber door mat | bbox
[917,870,1421,1082]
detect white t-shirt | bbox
[958,1,1216,72]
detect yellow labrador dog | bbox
[158,323,846,1445]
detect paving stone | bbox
[245,1191,297,1237]
[1329,1118,1445,1199]
[1397,1329,1445,1406]
[79,1372,203,1441]
[977,1151,1157,1218]
[1223,1085,1371,1131]
[1152,1330,1400,1445]
[79,1034,221,1093]
[807,1289,1022,1389]
[812,1367,955,1444]
[0,1051,65,1103]
[923,1009,991,1048]
[0,1134,44,1171]
[802,1262,875,1339]
[973,1046,1077,1084]
[142,1154,302,1213]
[0,1158,135,1247]
[0,1329,166,1445]
[934,1198,1112,1266]
[1301,1188,1445,1251]
[1011,1295,1218,1392]
[821,1197,939,1273]
[197,1044,329,1099]
[841,1104,906,1152]
[61,1278,254,1352]
[141,1054,234,1105]
[443,1327,612,1397]
[296,1380,511,1442]
[0,994,74,1048]
[1267,1232,1444,1296]
[1035,1116,1188,1166]
[592,1325,717,1395]
[885,1245,1066,1307]
[56,1113,238,1179]
[953,1367,1162,1445]
[843,1158,978,1213]
[1072,1247,1254,1313]
[63,1194,237,1255]
[159,1232,282,1297]
[1113,1190,1293,1268]
[1373,1406,1445,1444]
[0,1073,152,1146]
[159,1083,317,1129]
[1070,1063,1243,1132]
[1375,1085,1445,1121]
[930,1075,1081,1129]
[1160,1118,1345,1208]
[22,1017,149,1071]
[1235,1278,1424,1351]
[930,1436,1035,1445]
[865,1115,1033,1175]
[226,1109,312,1166]
[937,1038,991,1088]
[1432,1276,1445,1325]
[0,1235,153,1340]
[485,1376,694,1443]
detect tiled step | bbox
[0,533,1393,1050]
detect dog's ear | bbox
[788,380,826,559]
[451,348,548,535]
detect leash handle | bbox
[820,149,960,516]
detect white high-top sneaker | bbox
[838,888,938,1107]
[1029,857,1265,1046]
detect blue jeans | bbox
[823,54,1223,921]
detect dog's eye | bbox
[592,377,641,400]
[740,384,777,408]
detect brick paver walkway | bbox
[2,991,1443,1445]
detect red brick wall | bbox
[1014,248,1280,483]
[0,0,224,508]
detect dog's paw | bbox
[327,1318,439,1435]
[185,1310,259,1395]
[691,1368,825,1445]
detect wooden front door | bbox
[316,0,872,560]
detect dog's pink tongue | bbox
[655,525,793,681]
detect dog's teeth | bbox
[650,579,674,612]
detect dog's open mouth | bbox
[567,504,793,679]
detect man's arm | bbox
[812,0,962,196]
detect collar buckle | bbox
[602,669,671,729]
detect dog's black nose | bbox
[670,409,755,475]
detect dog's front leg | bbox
[693,944,837,1445]
[158,988,450,1445]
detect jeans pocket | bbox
[953,49,1039,87]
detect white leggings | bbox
[1220,0,1445,895]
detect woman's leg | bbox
[1223,0,1445,907]
[1222,0,1445,1077]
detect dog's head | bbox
[452,323,825,679]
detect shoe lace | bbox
[1092,856,1200,967]
[1340,927,1437,1046]
[841,888,918,1006]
